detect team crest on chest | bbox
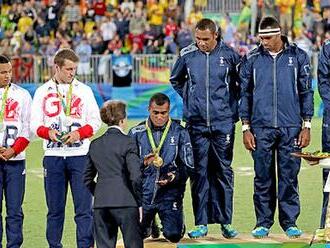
[220,57,225,66]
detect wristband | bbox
[303,121,311,129]
[242,124,250,133]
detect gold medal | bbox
[146,118,172,169]
[153,154,163,168]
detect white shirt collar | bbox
[108,125,126,134]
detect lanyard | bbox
[145,118,171,155]
[0,85,9,123]
[56,82,73,116]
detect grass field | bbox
[20,119,324,247]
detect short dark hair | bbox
[54,48,79,67]
[0,55,10,64]
[149,93,170,107]
[259,16,280,30]
[100,100,126,126]
[195,18,217,33]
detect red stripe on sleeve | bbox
[11,137,29,155]
[36,126,50,140]
[77,124,94,139]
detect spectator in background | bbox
[100,16,117,47]
[145,39,161,54]
[75,36,92,80]
[275,0,295,35]
[35,17,51,38]
[164,17,178,37]
[64,0,82,28]
[295,25,314,58]
[129,8,147,36]
[237,0,251,42]
[94,0,107,22]
[46,0,61,32]
[105,33,123,54]
[176,21,193,50]
[223,14,237,45]
[121,0,135,13]
[164,35,177,54]
[114,10,130,41]
[17,11,33,34]
[90,26,105,54]
[187,6,203,28]
[147,0,164,38]
[24,0,37,23]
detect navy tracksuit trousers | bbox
[43,156,93,248]
[251,127,301,231]
[188,124,235,225]
[320,121,330,228]
[0,160,25,248]
[142,200,184,243]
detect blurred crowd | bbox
[230,0,330,57]
[0,0,329,60]
[0,0,197,60]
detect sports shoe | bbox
[221,224,239,239]
[285,226,303,238]
[151,219,160,239]
[251,226,270,238]
[188,225,208,239]
[315,228,325,238]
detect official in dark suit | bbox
[83,100,143,248]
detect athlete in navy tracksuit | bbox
[239,16,314,238]
[317,39,330,229]
[129,93,193,243]
[170,18,240,239]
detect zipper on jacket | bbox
[225,67,229,92]
[253,68,256,94]
[206,54,210,127]
[150,130,161,204]
[294,67,298,96]
[273,57,278,127]
[150,168,160,204]
[187,68,192,88]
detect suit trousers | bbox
[93,207,143,248]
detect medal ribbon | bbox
[0,85,9,123]
[56,82,72,116]
[145,118,172,155]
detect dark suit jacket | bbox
[83,127,142,208]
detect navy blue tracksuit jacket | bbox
[318,40,330,228]
[170,41,240,225]
[129,119,193,242]
[239,36,314,230]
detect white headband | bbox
[258,27,281,36]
